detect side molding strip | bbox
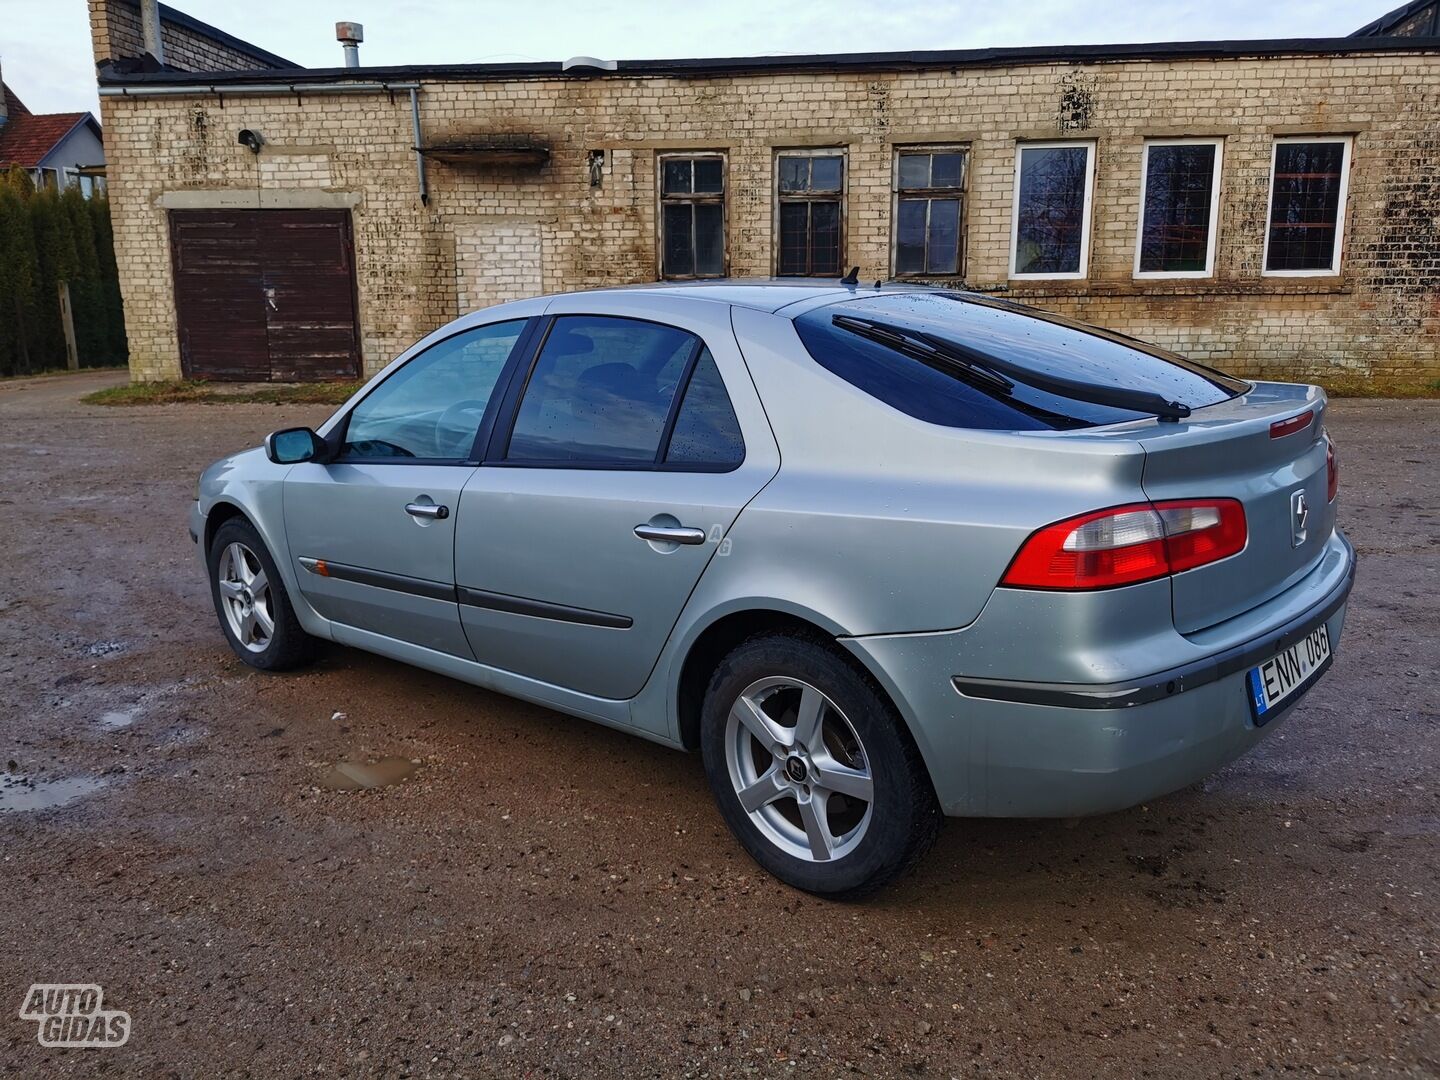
[457,587,633,629]
[298,557,455,602]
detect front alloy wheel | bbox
[217,541,274,653]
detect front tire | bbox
[207,518,317,672]
[700,632,941,898]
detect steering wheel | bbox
[435,400,489,458]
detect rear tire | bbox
[207,518,317,672]
[700,632,941,899]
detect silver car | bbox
[191,282,1354,897]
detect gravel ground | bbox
[0,372,1435,1078]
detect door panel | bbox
[284,463,475,656]
[454,298,779,699]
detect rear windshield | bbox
[793,292,1247,431]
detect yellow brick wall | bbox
[98,50,1440,385]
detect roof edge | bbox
[95,35,1440,87]
[110,0,299,70]
[34,114,105,167]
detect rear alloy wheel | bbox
[701,633,941,898]
[207,518,317,672]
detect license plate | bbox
[1247,623,1332,725]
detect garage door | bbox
[169,210,360,381]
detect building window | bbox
[893,147,967,276]
[1263,137,1352,276]
[1010,141,1095,279]
[1135,138,1223,278]
[776,150,845,276]
[659,154,726,278]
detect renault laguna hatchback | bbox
[191,282,1353,897]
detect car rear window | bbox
[793,292,1246,431]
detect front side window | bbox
[343,319,527,460]
[1010,141,1095,279]
[893,148,967,277]
[776,151,845,276]
[1135,139,1223,277]
[1263,137,1352,275]
[659,154,725,278]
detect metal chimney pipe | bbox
[141,0,165,63]
[336,22,364,68]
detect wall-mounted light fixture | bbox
[238,129,264,154]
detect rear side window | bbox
[793,292,1245,431]
[665,349,744,467]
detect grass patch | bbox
[1317,375,1440,399]
[83,379,363,407]
[2,364,128,382]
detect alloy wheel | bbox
[217,541,274,653]
[724,676,874,862]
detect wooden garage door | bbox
[170,210,360,381]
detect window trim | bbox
[489,313,745,474]
[890,144,969,279]
[1261,135,1353,278]
[1132,137,1224,280]
[1008,139,1096,281]
[656,151,728,280]
[773,147,848,277]
[330,316,539,467]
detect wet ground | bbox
[0,371,1435,1077]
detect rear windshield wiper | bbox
[831,315,1016,397]
[832,313,1192,421]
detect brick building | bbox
[89,0,1439,386]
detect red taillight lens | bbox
[1327,440,1338,502]
[1270,410,1314,439]
[1001,499,1247,590]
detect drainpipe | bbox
[409,86,428,207]
[140,0,165,64]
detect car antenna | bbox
[839,266,860,285]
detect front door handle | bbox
[634,524,706,545]
[405,502,449,520]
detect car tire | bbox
[700,632,942,899]
[207,517,317,672]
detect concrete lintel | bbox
[157,189,360,210]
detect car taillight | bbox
[1327,440,1338,502]
[1001,499,1247,590]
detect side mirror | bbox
[265,427,328,465]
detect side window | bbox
[665,348,744,467]
[343,319,526,461]
[660,154,726,279]
[506,316,696,464]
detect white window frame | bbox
[1261,135,1353,278]
[1133,137,1224,280]
[1009,140,1096,281]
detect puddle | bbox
[0,774,108,813]
[98,709,137,731]
[317,757,422,791]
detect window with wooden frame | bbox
[659,154,726,279]
[776,149,845,276]
[892,147,968,277]
[1134,138,1223,278]
[1010,141,1095,279]
[1263,136,1352,276]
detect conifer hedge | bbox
[0,166,128,375]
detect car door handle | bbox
[634,524,706,545]
[405,502,449,520]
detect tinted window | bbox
[665,349,744,467]
[1139,142,1219,274]
[1266,140,1348,272]
[507,316,695,463]
[794,292,1245,431]
[344,320,525,459]
[1013,144,1092,276]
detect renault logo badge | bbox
[1291,489,1310,548]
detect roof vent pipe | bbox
[336,22,364,68]
[141,0,165,64]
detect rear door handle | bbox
[405,502,449,520]
[634,524,706,545]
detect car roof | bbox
[554,278,939,315]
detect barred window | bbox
[893,148,967,277]
[776,150,845,276]
[1263,138,1352,275]
[1010,142,1095,279]
[659,154,726,279]
[1135,139,1223,277]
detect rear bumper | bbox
[844,531,1355,818]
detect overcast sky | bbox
[1,0,1389,116]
